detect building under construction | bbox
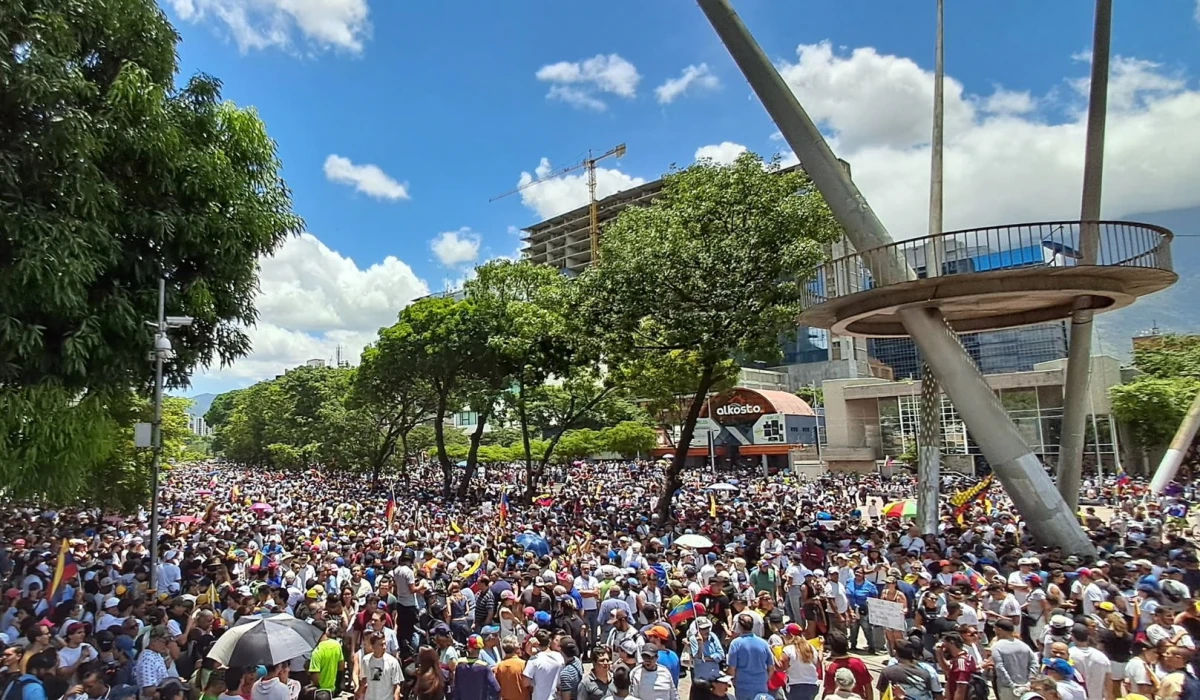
[519,179,664,275]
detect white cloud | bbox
[694,142,748,165]
[774,42,1200,240]
[165,0,369,53]
[430,229,482,267]
[980,87,1036,115]
[516,157,647,220]
[655,63,720,104]
[536,54,641,110]
[323,155,409,201]
[193,233,428,386]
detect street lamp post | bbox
[147,278,192,594]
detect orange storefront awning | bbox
[651,446,729,458]
[738,444,794,456]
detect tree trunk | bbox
[517,379,535,506]
[457,403,492,500]
[433,392,453,500]
[398,430,410,481]
[655,363,717,524]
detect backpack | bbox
[964,671,990,700]
[2,677,41,700]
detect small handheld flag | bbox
[667,597,696,626]
[386,487,397,530]
[49,539,78,603]
[498,491,510,528]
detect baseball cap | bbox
[619,640,640,657]
[715,675,733,685]
[645,625,670,640]
[1045,658,1073,677]
[467,635,484,650]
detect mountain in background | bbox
[1095,205,1200,361]
[185,392,217,419]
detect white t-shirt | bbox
[358,652,404,700]
[57,644,96,669]
[782,644,820,686]
[1082,583,1106,616]
[1069,646,1110,700]
[523,650,565,700]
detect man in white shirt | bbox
[523,631,565,700]
[1067,625,1110,700]
[1146,607,1196,649]
[1080,570,1108,617]
[356,632,403,700]
[630,646,678,700]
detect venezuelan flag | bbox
[49,539,78,603]
[667,597,696,626]
[498,491,509,528]
[386,488,397,530]
[709,493,718,518]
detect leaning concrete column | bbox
[1057,0,1112,511]
[898,307,1097,555]
[695,0,1096,553]
[1148,390,1200,495]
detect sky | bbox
[171,0,1200,395]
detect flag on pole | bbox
[49,539,78,603]
[667,597,696,626]
[951,474,995,522]
[458,557,484,586]
[498,491,510,528]
[386,487,397,530]
[709,493,718,519]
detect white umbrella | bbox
[675,534,714,549]
[707,483,738,491]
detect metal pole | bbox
[1057,0,1112,511]
[1149,390,1200,495]
[149,277,165,594]
[917,0,945,537]
[695,0,1094,553]
[898,306,1097,554]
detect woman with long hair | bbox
[413,647,446,700]
[1124,639,1159,697]
[1097,609,1131,700]
[800,573,826,640]
[779,623,821,700]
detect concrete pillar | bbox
[695,0,1095,553]
[1058,0,1112,510]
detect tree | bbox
[0,0,301,498]
[556,429,600,462]
[1110,335,1200,450]
[380,297,487,497]
[353,344,437,483]
[599,421,658,457]
[795,386,823,408]
[580,152,840,522]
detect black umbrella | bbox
[207,614,318,667]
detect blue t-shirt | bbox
[727,634,773,696]
[657,649,681,686]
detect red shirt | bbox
[823,657,872,699]
[946,652,978,699]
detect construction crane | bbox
[491,143,627,262]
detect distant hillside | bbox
[185,393,217,418]
[1095,206,1200,361]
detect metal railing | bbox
[802,220,1174,306]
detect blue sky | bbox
[172,0,1200,394]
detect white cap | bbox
[104,597,120,608]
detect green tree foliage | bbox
[579,152,840,522]
[0,0,301,390]
[1109,335,1200,449]
[0,0,301,499]
[598,421,658,457]
[210,366,380,471]
[352,345,437,483]
[795,386,824,408]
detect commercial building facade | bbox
[821,355,1126,476]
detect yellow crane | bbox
[491,143,627,262]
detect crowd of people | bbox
[0,459,1197,700]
